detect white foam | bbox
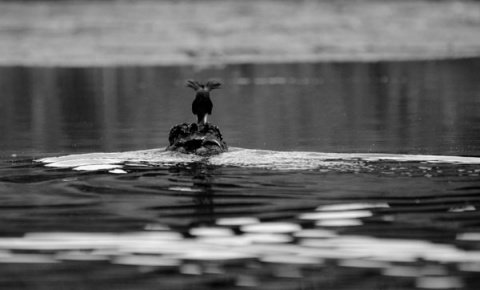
[37,147,480,172]
[74,164,123,171]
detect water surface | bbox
[1,58,479,156]
[0,58,480,290]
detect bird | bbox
[186,79,221,125]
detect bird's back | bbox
[192,92,212,116]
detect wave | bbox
[37,147,480,172]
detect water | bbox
[1,58,480,289]
[1,58,479,156]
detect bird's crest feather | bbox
[186,79,221,92]
[205,80,221,91]
[186,79,203,91]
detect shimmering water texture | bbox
[0,150,479,289]
[1,59,480,289]
[38,147,480,172]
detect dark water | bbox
[1,58,480,156]
[0,58,480,290]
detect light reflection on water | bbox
[0,214,478,289]
[0,58,479,156]
[0,58,480,289]
[0,152,478,289]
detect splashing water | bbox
[0,149,474,289]
[38,147,480,172]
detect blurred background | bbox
[0,0,479,157]
[1,60,480,156]
[0,0,479,66]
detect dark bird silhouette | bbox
[186,79,221,124]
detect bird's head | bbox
[186,79,221,92]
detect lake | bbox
[0,58,480,289]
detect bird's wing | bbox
[192,98,199,115]
[207,101,213,115]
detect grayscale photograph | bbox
[0,0,479,289]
